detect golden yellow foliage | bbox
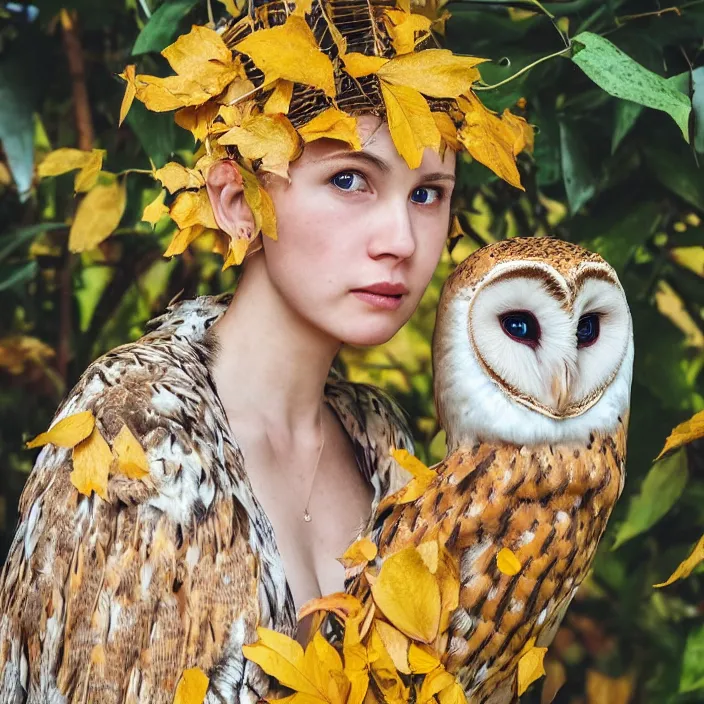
[142,191,169,225]
[496,547,522,576]
[383,8,432,55]
[517,638,548,696]
[585,670,634,704]
[69,180,127,252]
[112,424,149,480]
[656,409,704,459]
[654,533,704,587]
[71,427,113,500]
[119,64,136,125]
[342,53,388,78]
[264,80,295,115]
[26,410,95,449]
[235,15,336,97]
[170,190,219,230]
[37,148,105,193]
[298,108,362,151]
[173,667,210,704]
[164,225,205,258]
[154,163,205,193]
[370,546,441,643]
[0,336,54,375]
[340,537,378,568]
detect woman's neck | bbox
[209,255,341,433]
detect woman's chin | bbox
[334,317,408,348]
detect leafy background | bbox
[0,0,703,701]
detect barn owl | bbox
[0,293,412,704]
[348,237,633,702]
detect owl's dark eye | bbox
[577,313,600,347]
[500,311,540,347]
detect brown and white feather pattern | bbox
[0,294,413,704]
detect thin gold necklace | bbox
[303,405,325,523]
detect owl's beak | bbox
[550,364,573,415]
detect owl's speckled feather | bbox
[0,294,413,704]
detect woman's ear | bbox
[205,160,256,239]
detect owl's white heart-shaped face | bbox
[433,239,633,448]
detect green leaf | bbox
[680,625,704,693]
[559,118,597,214]
[125,100,177,168]
[644,143,704,213]
[0,223,65,262]
[0,58,37,202]
[612,450,688,550]
[132,0,200,55]
[571,31,692,141]
[0,261,38,293]
[612,100,643,153]
[693,67,704,153]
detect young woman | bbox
[0,0,528,699]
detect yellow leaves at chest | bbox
[235,15,336,98]
[340,537,378,569]
[27,411,150,500]
[496,547,522,576]
[517,637,548,696]
[174,667,210,704]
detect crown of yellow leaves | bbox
[120,0,533,270]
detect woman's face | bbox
[211,114,456,347]
[262,115,456,346]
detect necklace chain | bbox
[303,405,325,523]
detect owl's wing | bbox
[325,373,414,511]
[0,336,272,704]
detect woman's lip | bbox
[351,290,405,311]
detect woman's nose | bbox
[367,201,416,261]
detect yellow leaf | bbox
[155,162,205,194]
[222,238,250,270]
[303,631,346,699]
[672,246,704,278]
[164,225,206,257]
[264,79,294,115]
[374,621,410,674]
[112,424,149,479]
[656,409,704,460]
[342,53,388,78]
[435,546,460,633]
[502,109,534,155]
[340,537,378,568]
[377,50,485,98]
[367,627,409,703]
[173,667,209,704]
[408,644,440,675]
[74,149,104,193]
[381,82,441,169]
[517,643,547,696]
[437,681,468,704]
[433,112,460,151]
[384,9,432,55]
[219,113,301,179]
[71,427,113,500]
[170,190,219,230]
[457,91,523,190]
[392,449,436,481]
[134,74,212,112]
[162,25,241,95]
[418,666,456,704]
[497,547,521,576]
[119,64,136,126]
[26,410,95,449]
[37,148,105,192]
[298,592,363,621]
[343,606,369,704]
[217,0,241,16]
[242,627,323,698]
[239,165,277,240]
[142,190,169,225]
[299,108,361,151]
[654,533,704,587]
[370,546,441,643]
[175,102,221,142]
[416,540,439,574]
[585,670,634,704]
[69,180,127,252]
[235,15,336,97]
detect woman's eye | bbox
[500,311,540,346]
[411,187,442,205]
[331,171,366,192]
[577,313,600,347]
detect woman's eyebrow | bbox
[312,151,456,182]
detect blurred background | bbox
[0,0,702,701]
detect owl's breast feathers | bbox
[369,423,627,700]
[0,295,413,704]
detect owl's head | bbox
[433,238,633,450]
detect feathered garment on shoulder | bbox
[0,293,413,704]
